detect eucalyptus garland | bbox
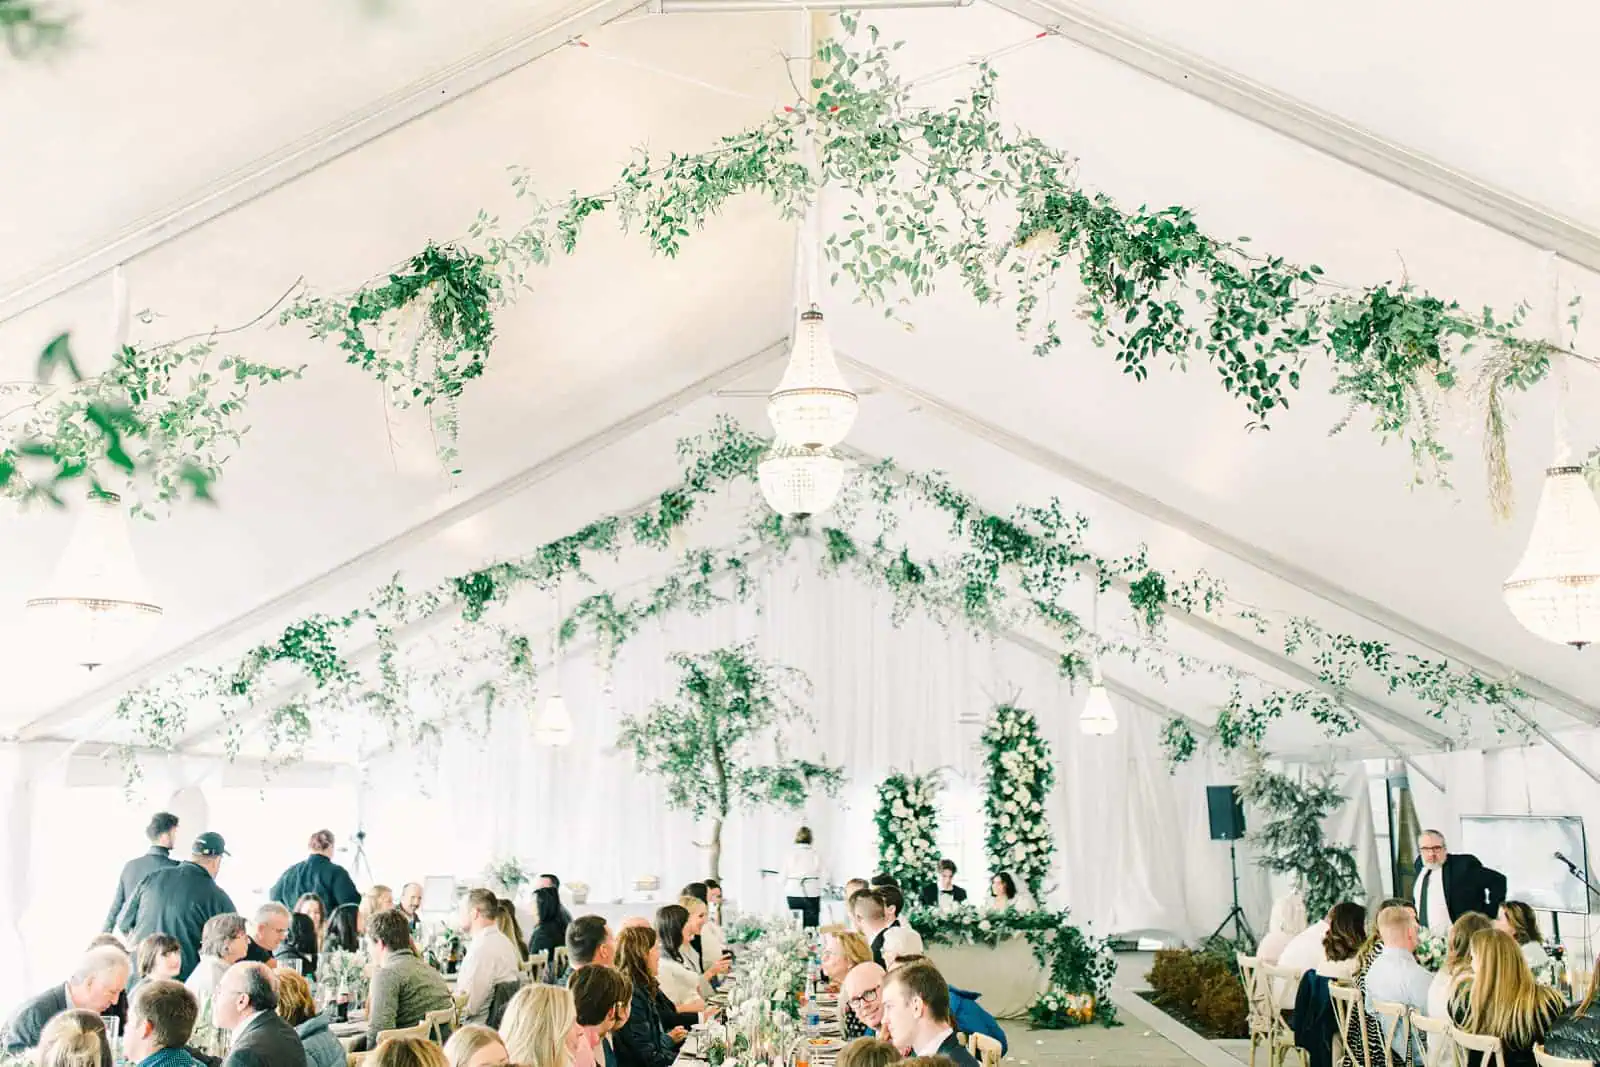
[905,903,1117,1027]
[1237,751,1362,918]
[979,703,1056,902]
[873,771,942,897]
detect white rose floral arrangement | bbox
[1414,928,1447,972]
[981,703,1057,902]
[874,771,942,892]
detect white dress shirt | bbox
[784,845,823,898]
[1413,866,1451,934]
[457,924,521,1023]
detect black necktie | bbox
[1418,869,1433,927]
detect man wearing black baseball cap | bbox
[117,832,236,981]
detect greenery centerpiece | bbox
[1238,752,1362,918]
[907,904,1117,1027]
[874,771,942,897]
[980,703,1057,902]
[319,948,371,1005]
[619,645,845,879]
[484,857,532,896]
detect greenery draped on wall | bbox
[980,703,1057,902]
[873,771,941,897]
[617,644,844,879]
[1237,753,1363,918]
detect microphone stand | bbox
[1552,854,1600,948]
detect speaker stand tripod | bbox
[1209,837,1255,948]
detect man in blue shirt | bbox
[124,979,205,1067]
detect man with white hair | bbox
[244,903,292,966]
[1411,829,1506,934]
[2,945,131,1051]
[214,962,306,1067]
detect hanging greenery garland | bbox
[874,771,942,896]
[980,703,1056,902]
[0,0,65,57]
[1237,750,1363,919]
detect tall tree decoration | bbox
[1237,751,1363,918]
[980,703,1057,902]
[619,644,845,879]
[874,771,942,898]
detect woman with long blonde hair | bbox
[444,1025,510,1067]
[1427,912,1492,1019]
[1450,928,1564,1067]
[499,984,579,1067]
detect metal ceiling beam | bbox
[0,0,645,323]
[13,340,788,741]
[842,357,1600,726]
[982,0,1600,274]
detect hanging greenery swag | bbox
[980,703,1056,901]
[111,414,1535,780]
[874,770,942,897]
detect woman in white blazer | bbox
[784,826,823,928]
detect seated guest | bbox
[274,914,319,980]
[1543,947,1600,1060]
[323,905,360,954]
[399,884,424,933]
[444,1027,509,1067]
[1255,892,1307,965]
[854,891,896,968]
[125,979,204,1067]
[367,908,454,1045]
[1495,901,1550,972]
[837,1038,900,1067]
[879,962,980,1067]
[360,887,395,950]
[1427,913,1492,1020]
[245,905,292,966]
[211,962,308,1067]
[85,935,131,1030]
[843,881,870,932]
[841,963,887,1041]
[918,861,966,911]
[495,899,530,965]
[880,927,925,969]
[187,915,250,1003]
[273,971,340,1067]
[869,874,900,890]
[37,1010,111,1067]
[704,880,724,926]
[1319,902,1367,982]
[568,916,616,971]
[527,887,569,961]
[137,935,186,988]
[570,965,631,1067]
[987,874,1016,911]
[370,1037,447,1067]
[653,906,708,1008]
[498,985,576,1067]
[3,945,130,1052]
[613,926,683,1067]
[292,896,326,947]
[457,889,522,1025]
[879,886,907,931]
[536,875,573,926]
[1450,928,1564,1067]
[822,930,873,989]
[676,896,729,985]
[678,884,725,967]
[1363,905,1433,1060]
[887,956,1005,1055]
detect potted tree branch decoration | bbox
[619,644,845,879]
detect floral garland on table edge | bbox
[875,771,942,897]
[109,415,1540,781]
[906,904,1117,1027]
[980,703,1056,903]
[708,926,810,1067]
[275,17,1591,515]
[1237,750,1362,919]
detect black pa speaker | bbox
[1207,785,1245,841]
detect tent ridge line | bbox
[15,338,789,743]
[985,0,1600,273]
[842,356,1600,726]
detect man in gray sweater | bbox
[366,908,453,1046]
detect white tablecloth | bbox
[923,935,1047,1020]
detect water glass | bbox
[100,1016,121,1044]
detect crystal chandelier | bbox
[757,441,845,517]
[26,492,164,669]
[1503,462,1600,649]
[1079,676,1118,736]
[768,307,858,449]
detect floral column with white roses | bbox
[981,703,1057,903]
[874,771,942,897]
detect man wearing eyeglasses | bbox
[840,963,886,1040]
[1411,829,1506,935]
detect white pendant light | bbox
[767,307,858,449]
[26,491,163,669]
[1079,677,1118,736]
[1503,462,1600,648]
[758,441,845,516]
[533,692,574,746]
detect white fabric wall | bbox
[359,564,1255,944]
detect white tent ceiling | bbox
[3,0,1599,773]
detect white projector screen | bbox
[1458,814,1590,914]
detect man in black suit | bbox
[213,963,307,1067]
[106,813,180,932]
[1411,829,1507,934]
[879,961,980,1067]
[2,945,130,1051]
[918,860,968,910]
